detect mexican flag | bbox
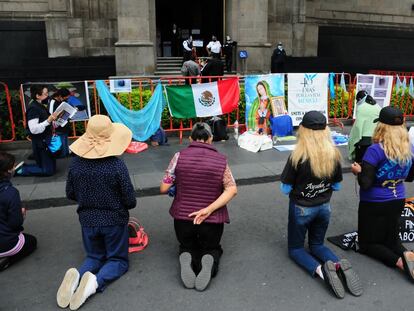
[164,78,239,118]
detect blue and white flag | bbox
[409,78,414,98]
[340,73,347,93]
[329,73,335,99]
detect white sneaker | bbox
[57,268,80,308]
[69,272,98,310]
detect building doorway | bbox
[155,0,224,57]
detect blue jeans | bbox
[78,225,129,291]
[288,200,339,276]
[20,139,56,176]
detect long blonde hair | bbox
[291,125,342,178]
[372,122,412,165]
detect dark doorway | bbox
[0,21,48,68]
[155,0,224,57]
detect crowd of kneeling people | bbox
[1,90,414,309]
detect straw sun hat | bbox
[70,115,132,159]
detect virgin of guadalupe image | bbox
[247,80,274,133]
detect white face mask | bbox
[278,46,283,51]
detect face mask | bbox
[278,46,283,51]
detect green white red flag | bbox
[164,78,239,118]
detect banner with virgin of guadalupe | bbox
[287,73,328,126]
[244,74,285,132]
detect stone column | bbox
[226,0,271,73]
[45,0,70,57]
[115,0,155,75]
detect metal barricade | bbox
[0,82,16,142]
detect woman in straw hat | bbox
[352,106,414,282]
[160,122,237,291]
[57,115,136,310]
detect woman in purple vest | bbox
[160,122,237,291]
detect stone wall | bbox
[268,0,414,58]
[0,0,117,57]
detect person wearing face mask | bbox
[0,152,37,271]
[16,85,58,176]
[183,36,194,62]
[271,42,287,73]
[222,35,237,73]
[171,23,181,57]
[206,35,222,59]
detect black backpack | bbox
[207,117,229,141]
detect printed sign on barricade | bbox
[355,74,393,113]
[21,81,91,121]
[288,73,328,126]
[244,74,285,132]
[400,199,414,242]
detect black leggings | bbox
[1,234,37,271]
[174,219,224,277]
[358,200,406,267]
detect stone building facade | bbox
[0,0,413,75]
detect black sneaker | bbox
[338,259,363,296]
[0,257,10,271]
[322,261,345,299]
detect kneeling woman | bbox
[160,122,237,291]
[352,106,414,282]
[281,111,362,298]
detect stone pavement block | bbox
[15,184,36,201]
[133,172,163,190]
[230,163,274,180]
[29,181,67,200]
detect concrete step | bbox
[156,63,181,68]
[154,70,182,75]
[157,57,182,61]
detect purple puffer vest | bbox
[169,141,230,223]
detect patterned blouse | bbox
[66,156,136,227]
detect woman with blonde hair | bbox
[351,106,414,282]
[281,111,362,299]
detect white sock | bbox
[315,265,324,280]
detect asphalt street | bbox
[1,174,414,311]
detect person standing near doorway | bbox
[222,35,237,73]
[183,36,193,62]
[206,35,222,59]
[171,23,181,57]
[271,42,287,73]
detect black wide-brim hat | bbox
[373,106,404,126]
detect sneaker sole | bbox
[340,259,363,296]
[195,255,214,291]
[323,261,345,299]
[57,268,79,308]
[69,272,94,311]
[179,252,196,289]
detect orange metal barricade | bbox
[0,82,16,142]
[11,72,414,144]
[327,73,357,127]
